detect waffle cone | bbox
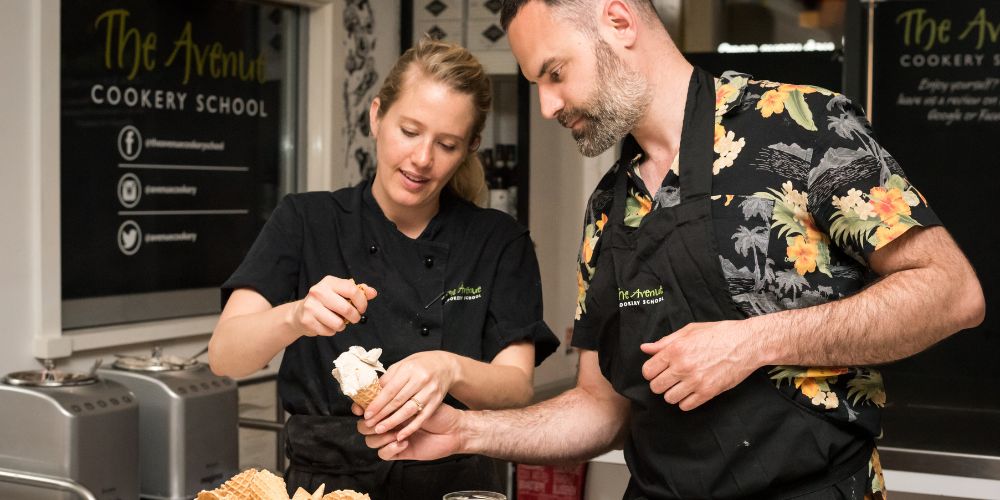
[198,468,290,500]
[291,488,311,500]
[322,490,371,500]
[213,468,258,497]
[249,469,288,500]
[200,469,369,500]
[291,483,327,500]
[350,381,381,410]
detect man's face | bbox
[508,1,651,157]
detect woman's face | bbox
[370,69,478,211]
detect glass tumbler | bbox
[443,491,507,500]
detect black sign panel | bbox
[869,1,999,454]
[61,0,295,325]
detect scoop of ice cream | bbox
[331,346,386,397]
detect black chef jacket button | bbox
[424,256,434,268]
[368,245,378,254]
[420,326,430,336]
[359,314,367,324]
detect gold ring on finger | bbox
[409,397,424,412]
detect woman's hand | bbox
[288,276,377,337]
[362,351,459,441]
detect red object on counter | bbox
[516,463,587,500]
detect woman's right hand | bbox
[288,276,378,337]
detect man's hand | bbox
[358,402,465,461]
[640,320,759,411]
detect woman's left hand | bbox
[361,351,458,439]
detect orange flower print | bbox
[575,268,588,320]
[595,212,608,232]
[798,213,829,245]
[714,123,726,146]
[806,367,849,379]
[757,89,787,118]
[716,84,738,109]
[875,222,910,250]
[869,187,912,224]
[797,377,820,398]
[787,236,818,275]
[778,83,818,94]
[637,194,652,217]
[870,448,886,497]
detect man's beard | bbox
[558,39,651,157]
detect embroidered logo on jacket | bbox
[445,283,483,303]
[618,286,664,308]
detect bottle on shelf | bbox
[502,144,518,220]
[482,147,510,214]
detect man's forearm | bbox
[459,386,629,464]
[750,228,984,367]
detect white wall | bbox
[0,0,49,375]
[528,88,616,391]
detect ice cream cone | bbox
[350,381,382,410]
[331,346,386,409]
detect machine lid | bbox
[3,369,98,387]
[111,346,200,372]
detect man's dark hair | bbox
[500,0,533,31]
[500,0,659,32]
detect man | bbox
[360,1,985,497]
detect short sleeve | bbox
[482,232,559,366]
[807,94,942,264]
[221,195,304,307]
[571,173,616,351]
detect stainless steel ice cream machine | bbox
[0,347,238,500]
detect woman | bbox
[209,38,558,499]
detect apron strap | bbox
[609,66,716,228]
[678,67,716,203]
[609,160,630,230]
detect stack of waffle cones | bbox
[197,469,370,500]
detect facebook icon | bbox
[117,125,142,161]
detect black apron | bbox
[591,68,871,499]
[284,415,503,499]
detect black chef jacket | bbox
[222,179,559,417]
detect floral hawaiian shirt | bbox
[574,71,940,497]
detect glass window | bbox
[60,0,304,329]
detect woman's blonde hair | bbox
[374,37,491,205]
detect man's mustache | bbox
[558,109,585,128]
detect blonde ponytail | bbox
[449,152,488,206]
